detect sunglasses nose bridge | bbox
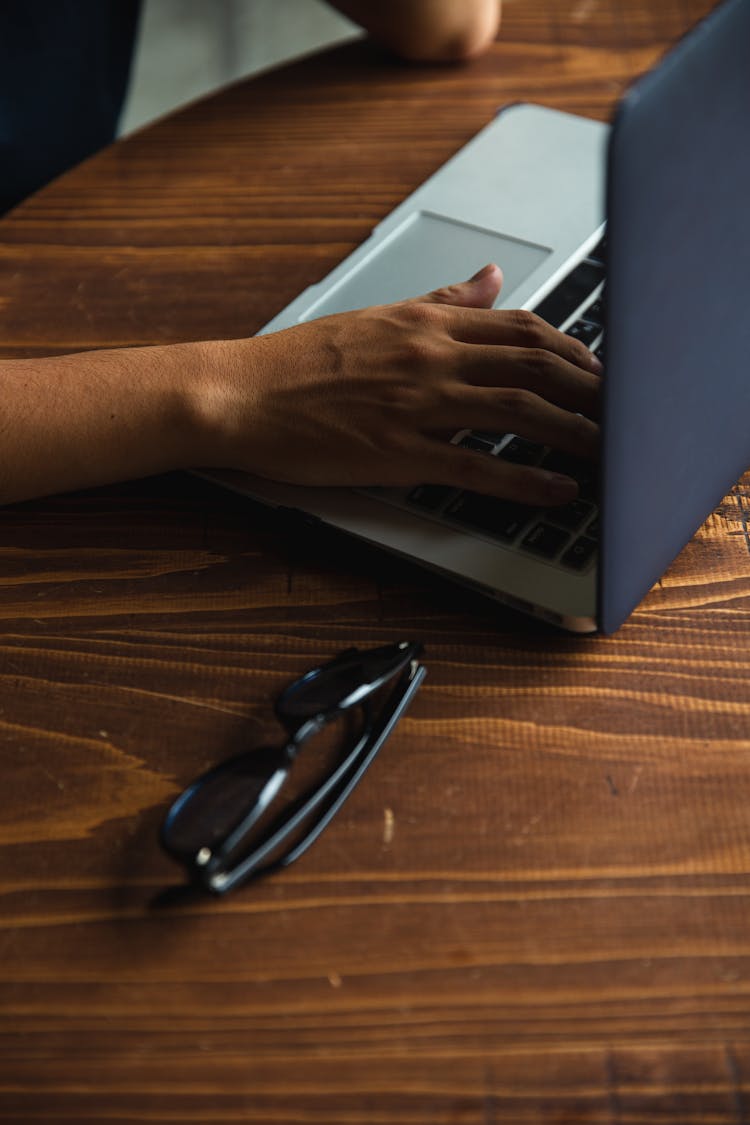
[284,711,328,750]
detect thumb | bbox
[420,262,503,310]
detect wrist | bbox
[180,337,257,470]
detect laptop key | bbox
[583,298,603,326]
[561,535,598,570]
[459,434,496,454]
[533,259,605,329]
[567,319,601,348]
[498,437,544,465]
[586,238,606,268]
[470,430,507,446]
[545,498,595,532]
[574,472,598,503]
[521,522,571,558]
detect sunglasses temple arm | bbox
[215,662,426,894]
[217,764,288,864]
[281,662,427,867]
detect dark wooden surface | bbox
[2,1,750,1121]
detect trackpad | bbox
[300,211,551,318]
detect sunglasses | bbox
[160,641,426,895]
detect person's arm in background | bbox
[327,0,501,62]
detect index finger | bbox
[442,306,602,375]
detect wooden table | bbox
[2,1,749,1121]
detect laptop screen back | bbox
[599,0,750,633]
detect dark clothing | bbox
[0,1,141,214]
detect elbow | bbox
[391,7,501,63]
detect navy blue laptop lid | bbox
[599,0,750,633]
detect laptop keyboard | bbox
[367,239,605,574]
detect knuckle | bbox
[523,346,557,375]
[575,413,599,447]
[559,413,597,457]
[399,334,447,373]
[381,426,414,459]
[573,341,596,370]
[509,308,547,343]
[382,379,426,415]
[398,300,444,331]
[428,282,466,305]
[497,385,538,416]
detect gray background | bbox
[120,0,361,135]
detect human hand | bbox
[201,264,601,506]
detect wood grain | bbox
[2,1,749,1122]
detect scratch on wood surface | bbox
[482,1062,497,1125]
[39,764,65,792]
[605,1049,621,1125]
[736,489,750,556]
[95,683,248,716]
[724,1045,747,1125]
[627,765,643,794]
[720,486,750,556]
[383,807,395,845]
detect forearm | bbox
[0,268,600,510]
[0,341,219,506]
[328,0,501,61]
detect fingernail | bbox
[543,473,579,503]
[469,263,497,282]
[589,352,604,375]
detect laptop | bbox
[199,0,750,634]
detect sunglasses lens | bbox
[163,745,285,857]
[279,643,412,720]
